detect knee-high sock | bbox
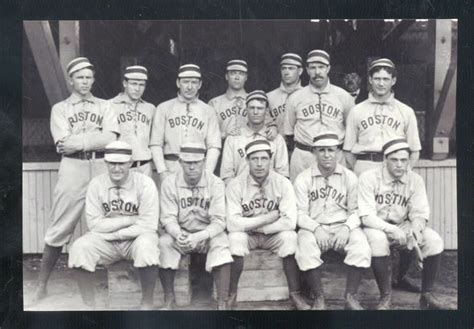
[159,268,176,296]
[229,256,244,295]
[304,268,324,298]
[74,268,95,306]
[421,253,441,293]
[282,255,301,293]
[138,266,158,304]
[212,263,231,301]
[345,265,364,296]
[37,244,62,289]
[371,256,392,297]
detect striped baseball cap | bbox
[124,65,148,80]
[312,132,340,147]
[382,138,410,156]
[227,59,248,72]
[246,90,268,104]
[178,64,202,79]
[66,57,94,76]
[104,141,133,162]
[180,142,207,162]
[307,49,330,65]
[280,53,303,67]
[369,58,396,71]
[245,139,272,157]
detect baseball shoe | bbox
[290,292,311,310]
[160,293,176,310]
[344,293,364,310]
[311,295,326,310]
[375,294,391,310]
[227,292,237,310]
[419,292,445,310]
[393,277,421,293]
[29,286,48,305]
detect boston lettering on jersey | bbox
[180,197,210,210]
[117,111,152,126]
[270,104,285,118]
[308,185,345,204]
[68,111,103,128]
[242,198,279,213]
[102,199,139,214]
[375,193,409,207]
[168,115,205,130]
[219,106,247,122]
[301,103,341,118]
[360,115,401,131]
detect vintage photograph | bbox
[22,19,457,311]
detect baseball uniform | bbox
[283,81,354,181]
[209,90,248,139]
[68,171,160,271]
[220,125,289,182]
[343,92,422,176]
[150,93,221,174]
[226,170,297,257]
[358,166,443,258]
[110,92,155,176]
[267,81,303,135]
[294,164,371,271]
[159,170,233,272]
[44,93,119,247]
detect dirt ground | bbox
[22,251,457,311]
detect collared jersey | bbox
[343,92,422,154]
[267,82,303,135]
[283,81,354,145]
[86,172,159,233]
[150,94,221,155]
[220,125,289,180]
[50,93,119,146]
[160,170,226,238]
[226,171,297,233]
[208,90,248,138]
[358,166,430,224]
[109,93,155,161]
[294,164,359,231]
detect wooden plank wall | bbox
[22,160,458,253]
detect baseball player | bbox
[267,53,304,136]
[150,64,221,184]
[31,57,119,304]
[284,49,355,181]
[293,132,371,310]
[225,139,309,310]
[358,139,444,310]
[343,58,422,176]
[220,90,289,185]
[68,141,160,309]
[159,143,233,310]
[110,65,155,176]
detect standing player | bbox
[225,140,309,310]
[110,65,155,176]
[294,132,371,310]
[284,49,355,181]
[358,139,444,310]
[220,90,289,184]
[31,57,119,304]
[343,58,421,176]
[267,53,304,135]
[68,141,160,309]
[150,64,221,183]
[159,143,233,310]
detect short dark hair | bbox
[369,66,397,79]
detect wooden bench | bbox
[107,256,191,309]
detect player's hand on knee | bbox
[314,226,331,252]
[332,225,350,251]
[388,226,407,246]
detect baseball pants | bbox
[131,161,153,177]
[159,231,233,272]
[68,231,160,272]
[363,221,444,258]
[295,224,371,271]
[228,231,297,258]
[44,157,107,247]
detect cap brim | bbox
[69,63,94,76]
[105,154,132,162]
[307,57,330,65]
[313,140,340,147]
[281,59,302,66]
[178,72,202,79]
[384,143,410,156]
[227,64,248,72]
[124,72,148,80]
[180,154,205,162]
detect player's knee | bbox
[135,233,159,252]
[297,229,314,248]
[364,228,389,257]
[422,228,444,257]
[228,232,248,256]
[158,234,175,250]
[70,236,95,255]
[209,232,230,248]
[277,231,297,257]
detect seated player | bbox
[225,139,309,310]
[294,132,371,310]
[220,90,289,184]
[358,138,445,310]
[158,143,233,310]
[68,141,160,309]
